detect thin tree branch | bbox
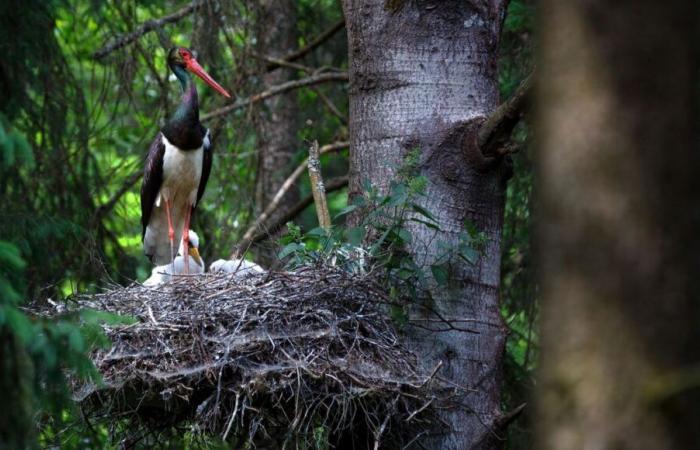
[94,1,200,60]
[232,176,348,256]
[312,87,348,125]
[478,72,534,157]
[266,19,346,71]
[201,72,349,121]
[307,141,331,230]
[238,141,348,247]
[96,170,142,218]
[250,51,315,73]
[494,402,527,431]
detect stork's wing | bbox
[195,127,212,208]
[140,133,165,239]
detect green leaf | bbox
[80,309,136,326]
[411,203,437,222]
[5,307,34,345]
[398,228,412,244]
[278,243,302,259]
[68,327,85,353]
[334,204,359,219]
[431,265,449,286]
[408,217,441,230]
[0,241,27,271]
[459,244,480,264]
[464,219,479,236]
[344,226,365,246]
[389,304,409,329]
[306,227,328,238]
[286,222,302,240]
[351,195,367,207]
[397,268,414,280]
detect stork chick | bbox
[144,231,205,286]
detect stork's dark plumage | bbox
[140,47,230,272]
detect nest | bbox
[57,267,439,448]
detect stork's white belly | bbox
[159,135,203,206]
[144,135,205,265]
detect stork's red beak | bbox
[185,57,231,98]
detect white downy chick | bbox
[209,258,265,278]
[144,231,205,286]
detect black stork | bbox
[140,47,230,273]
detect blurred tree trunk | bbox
[253,0,300,266]
[342,1,509,448]
[537,1,700,449]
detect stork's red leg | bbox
[182,203,192,275]
[164,198,176,271]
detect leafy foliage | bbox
[0,97,128,450]
[278,149,487,328]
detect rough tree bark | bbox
[537,1,700,449]
[253,0,300,266]
[342,1,509,448]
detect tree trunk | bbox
[253,0,300,266]
[536,1,700,448]
[342,1,509,448]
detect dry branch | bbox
[313,87,348,124]
[40,269,440,447]
[201,72,349,122]
[478,72,533,157]
[94,1,200,60]
[266,19,346,71]
[308,140,331,229]
[96,169,142,218]
[250,51,315,73]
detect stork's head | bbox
[179,230,203,267]
[167,47,231,98]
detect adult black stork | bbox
[140,47,230,273]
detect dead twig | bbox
[477,72,534,157]
[266,19,346,71]
[94,1,201,60]
[202,72,349,121]
[308,140,331,230]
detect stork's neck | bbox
[161,66,203,150]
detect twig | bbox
[307,141,331,230]
[250,51,314,73]
[494,402,526,431]
[405,398,433,422]
[374,396,399,450]
[222,392,240,441]
[420,361,443,388]
[266,19,346,71]
[96,169,142,218]
[144,302,158,325]
[94,1,200,60]
[201,72,348,121]
[477,72,534,157]
[312,87,348,125]
[237,141,348,248]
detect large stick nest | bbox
[57,268,439,448]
